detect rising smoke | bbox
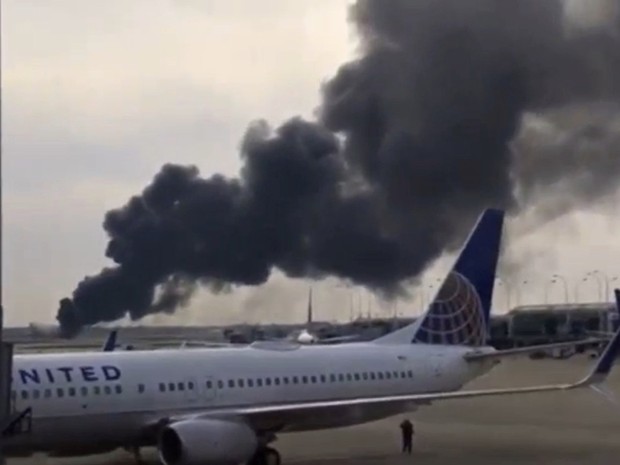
[56,0,620,337]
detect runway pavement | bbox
[10,356,620,464]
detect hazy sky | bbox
[4,0,620,328]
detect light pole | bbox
[611,277,619,297]
[424,277,442,310]
[587,271,604,301]
[426,284,435,308]
[335,282,356,322]
[495,277,511,311]
[552,274,569,304]
[574,276,589,304]
[516,279,529,306]
[592,270,610,302]
[366,290,373,319]
[0,0,5,453]
[417,286,425,314]
[544,278,555,305]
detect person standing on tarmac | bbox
[400,418,414,455]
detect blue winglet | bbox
[580,290,620,385]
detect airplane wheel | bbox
[248,446,281,465]
[264,447,281,465]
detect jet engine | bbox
[158,418,258,465]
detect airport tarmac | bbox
[10,355,620,464]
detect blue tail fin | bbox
[583,288,620,384]
[102,330,118,352]
[373,208,505,346]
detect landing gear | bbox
[248,446,282,465]
[123,445,145,465]
[133,446,144,464]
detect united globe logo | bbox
[412,271,487,347]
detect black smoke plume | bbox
[57,0,620,337]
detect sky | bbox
[4,0,620,328]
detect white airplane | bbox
[4,208,620,465]
[181,289,361,347]
[280,288,360,345]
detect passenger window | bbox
[217,380,224,389]
[362,373,368,380]
[44,389,52,398]
[283,377,289,385]
[274,378,280,386]
[238,379,245,388]
[94,386,101,395]
[329,374,336,382]
[115,385,122,394]
[354,374,360,381]
[292,376,298,384]
[320,375,326,383]
[370,372,376,380]
[159,383,166,392]
[378,372,384,380]
[80,387,88,396]
[32,390,40,400]
[177,382,185,391]
[206,380,213,389]
[400,372,406,379]
[393,371,399,378]
[338,374,344,382]
[68,387,76,397]
[265,378,272,386]
[407,370,413,378]
[247,379,254,388]
[188,381,194,390]
[310,376,316,384]
[104,386,112,395]
[257,379,263,387]
[228,380,235,388]
[346,374,352,381]
[168,383,176,392]
[138,384,145,393]
[57,388,64,398]
[302,376,308,384]
[385,372,391,379]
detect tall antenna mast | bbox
[0,0,5,353]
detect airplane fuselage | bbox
[5,341,495,457]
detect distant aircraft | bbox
[25,326,135,352]
[27,323,62,339]
[5,208,620,465]
[282,288,361,345]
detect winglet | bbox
[574,291,620,387]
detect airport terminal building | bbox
[489,302,619,348]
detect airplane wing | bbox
[156,319,620,432]
[316,335,361,344]
[463,337,607,362]
[178,340,245,349]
